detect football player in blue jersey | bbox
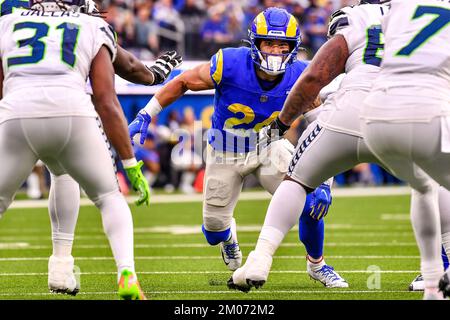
[129,7,348,288]
[0,0,181,297]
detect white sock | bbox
[93,191,135,282]
[411,186,443,288]
[144,171,157,187]
[438,186,450,257]
[27,172,42,199]
[49,174,80,258]
[180,172,196,193]
[255,181,307,256]
[307,255,325,271]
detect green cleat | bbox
[118,269,147,300]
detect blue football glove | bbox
[128,110,152,145]
[302,183,332,221]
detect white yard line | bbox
[0,242,419,250]
[0,255,420,262]
[9,186,411,209]
[0,289,419,297]
[0,270,419,277]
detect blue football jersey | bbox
[208,47,309,153]
[0,0,29,16]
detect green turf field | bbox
[0,191,425,300]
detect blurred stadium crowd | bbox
[102,0,359,60]
[23,0,403,199]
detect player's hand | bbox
[147,51,183,85]
[256,117,290,154]
[124,160,150,206]
[302,183,332,221]
[128,110,152,145]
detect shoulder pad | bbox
[327,9,350,38]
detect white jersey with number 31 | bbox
[0,9,117,123]
[375,0,450,99]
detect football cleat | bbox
[439,271,450,298]
[228,250,273,292]
[48,255,80,296]
[118,269,147,300]
[409,274,425,291]
[219,218,242,271]
[307,263,349,288]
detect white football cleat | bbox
[307,262,349,288]
[227,264,251,293]
[48,255,80,296]
[409,274,425,291]
[220,218,242,271]
[227,250,273,292]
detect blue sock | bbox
[443,246,449,271]
[201,225,231,246]
[299,210,325,260]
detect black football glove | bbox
[147,50,182,85]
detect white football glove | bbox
[256,117,291,155]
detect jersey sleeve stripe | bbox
[211,49,224,85]
[328,16,349,37]
[100,26,117,49]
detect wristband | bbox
[143,96,162,117]
[122,157,138,168]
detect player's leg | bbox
[0,120,39,216]
[256,138,345,287]
[362,120,444,299]
[47,172,81,295]
[229,124,370,291]
[410,186,450,291]
[44,117,144,300]
[202,147,245,271]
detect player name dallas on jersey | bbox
[0,8,117,123]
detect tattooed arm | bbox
[278,34,349,126]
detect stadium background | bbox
[24,0,403,199]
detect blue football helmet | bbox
[249,7,302,76]
[29,0,87,11]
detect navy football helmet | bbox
[248,7,302,75]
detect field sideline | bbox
[0,186,426,300]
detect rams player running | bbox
[129,7,348,288]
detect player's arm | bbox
[129,62,214,144]
[90,46,134,160]
[90,45,150,205]
[154,61,214,106]
[113,46,155,85]
[113,46,182,86]
[278,34,348,126]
